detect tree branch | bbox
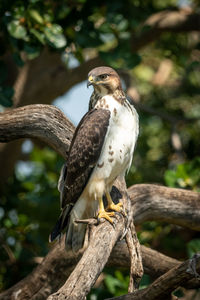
[130,184,200,230]
[0,52,102,184]
[1,104,200,299]
[47,178,143,300]
[1,236,199,300]
[107,254,200,300]
[1,104,200,230]
[0,104,200,231]
[0,104,75,160]
[131,9,200,52]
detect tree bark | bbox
[47,179,140,300]
[130,184,200,231]
[0,104,74,159]
[0,104,200,299]
[108,254,200,300]
[1,8,200,183]
[0,53,102,184]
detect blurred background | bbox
[0,0,200,298]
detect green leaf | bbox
[187,239,200,258]
[30,28,45,44]
[28,9,44,25]
[7,20,27,40]
[44,24,66,48]
[104,274,122,294]
[164,170,177,187]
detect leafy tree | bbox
[0,0,200,299]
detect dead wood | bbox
[1,239,199,300]
[0,104,200,299]
[130,184,200,230]
[0,52,102,184]
[107,254,200,300]
[47,178,143,300]
[0,104,75,160]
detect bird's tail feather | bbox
[49,204,72,243]
[65,196,98,252]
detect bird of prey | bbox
[49,66,139,252]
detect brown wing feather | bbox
[61,108,110,208]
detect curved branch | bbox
[131,9,200,52]
[47,178,143,300]
[108,254,200,300]
[1,104,200,299]
[0,104,75,159]
[130,184,200,230]
[0,53,102,184]
[1,237,199,300]
[0,105,200,230]
[1,105,200,230]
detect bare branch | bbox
[1,104,200,299]
[107,254,200,300]
[1,105,200,230]
[1,236,199,300]
[130,184,200,231]
[0,52,102,184]
[47,178,143,300]
[0,104,75,160]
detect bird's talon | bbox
[106,202,123,213]
[97,211,115,224]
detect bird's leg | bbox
[105,192,123,213]
[97,196,115,224]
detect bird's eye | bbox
[99,74,108,80]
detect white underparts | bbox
[87,94,139,198]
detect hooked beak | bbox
[87,75,94,88]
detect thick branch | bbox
[131,9,200,52]
[108,254,200,300]
[1,105,200,230]
[1,238,199,300]
[47,179,139,300]
[1,104,200,299]
[0,104,74,160]
[130,184,200,230]
[0,52,102,184]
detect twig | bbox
[125,223,143,292]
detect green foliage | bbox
[165,157,200,191]
[104,270,129,296]
[1,0,200,298]
[0,145,64,290]
[187,239,200,258]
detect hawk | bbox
[49,66,139,252]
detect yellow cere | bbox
[89,75,93,82]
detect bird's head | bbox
[87,66,122,95]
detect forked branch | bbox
[0,104,200,299]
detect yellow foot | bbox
[98,210,115,224]
[106,202,123,213]
[106,202,126,217]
